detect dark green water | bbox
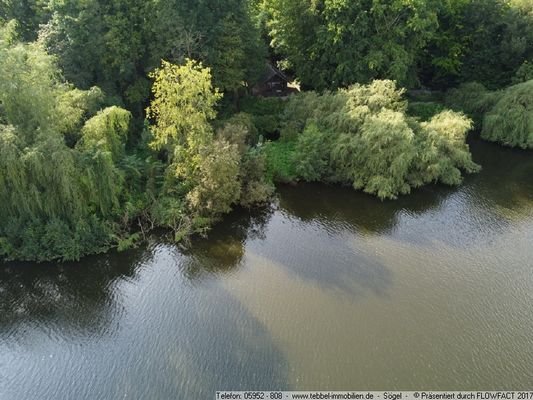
[1,139,532,399]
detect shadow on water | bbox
[0,245,153,338]
[465,137,533,216]
[151,291,291,399]
[276,137,532,235]
[0,235,291,399]
[250,206,396,299]
[169,201,394,299]
[276,182,451,236]
[177,205,274,281]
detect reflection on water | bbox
[0,247,144,340]
[178,207,274,281]
[1,138,532,398]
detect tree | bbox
[0,31,132,261]
[0,0,48,41]
[146,59,221,179]
[267,80,480,199]
[261,0,438,90]
[39,0,266,114]
[147,59,240,233]
[420,0,533,88]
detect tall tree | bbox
[40,0,266,115]
[262,0,438,90]
[420,0,533,88]
[0,0,49,40]
[0,29,132,261]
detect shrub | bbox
[277,80,479,199]
[408,101,446,121]
[187,138,242,218]
[240,96,285,138]
[415,111,480,186]
[512,61,533,84]
[293,123,332,182]
[444,82,500,125]
[217,117,275,207]
[239,148,275,207]
[481,80,533,149]
[263,140,298,183]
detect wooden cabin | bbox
[252,64,298,97]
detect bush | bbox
[218,112,259,146]
[416,111,480,185]
[217,117,275,207]
[239,148,275,207]
[481,80,533,149]
[240,96,285,138]
[277,80,480,199]
[512,61,533,84]
[263,140,298,183]
[187,138,242,217]
[408,101,446,121]
[293,123,332,182]
[444,82,500,126]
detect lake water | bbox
[1,138,532,399]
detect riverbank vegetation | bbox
[0,0,531,262]
[265,81,480,199]
[446,81,533,149]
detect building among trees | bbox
[252,63,298,97]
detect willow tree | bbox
[481,80,533,149]
[0,31,131,261]
[269,80,480,199]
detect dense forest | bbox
[0,0,531,262]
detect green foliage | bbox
[445,79,533,149]
[513,61,533,84]
[0,0,48,41]
[420,0,533,89]
[255,0,532,90]
[293,123,332,182]
[261,0,438,90]
[408,102,446,121]
[218,112,259,147]
[444,82,500,125]
[3,0,527,262]
[187,139,242,218]
[117,232,142,252]
[37,0,266,114]
[240,96,285,139]
[239,147,275,207]
[0,216,113,262]
[263,140,298,183]
[481,80,533,149]
[147,60,273,241]
[331,109,418,198]
[216,116,274,207]
[79,106,131,161]
[0,37,132,262]
[210,16,247,93]
[147,59,222,187]
[416,110,480,185]
[274,80,479,199]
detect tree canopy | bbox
[0,0,531,262]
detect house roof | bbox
[261,63,290,83]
